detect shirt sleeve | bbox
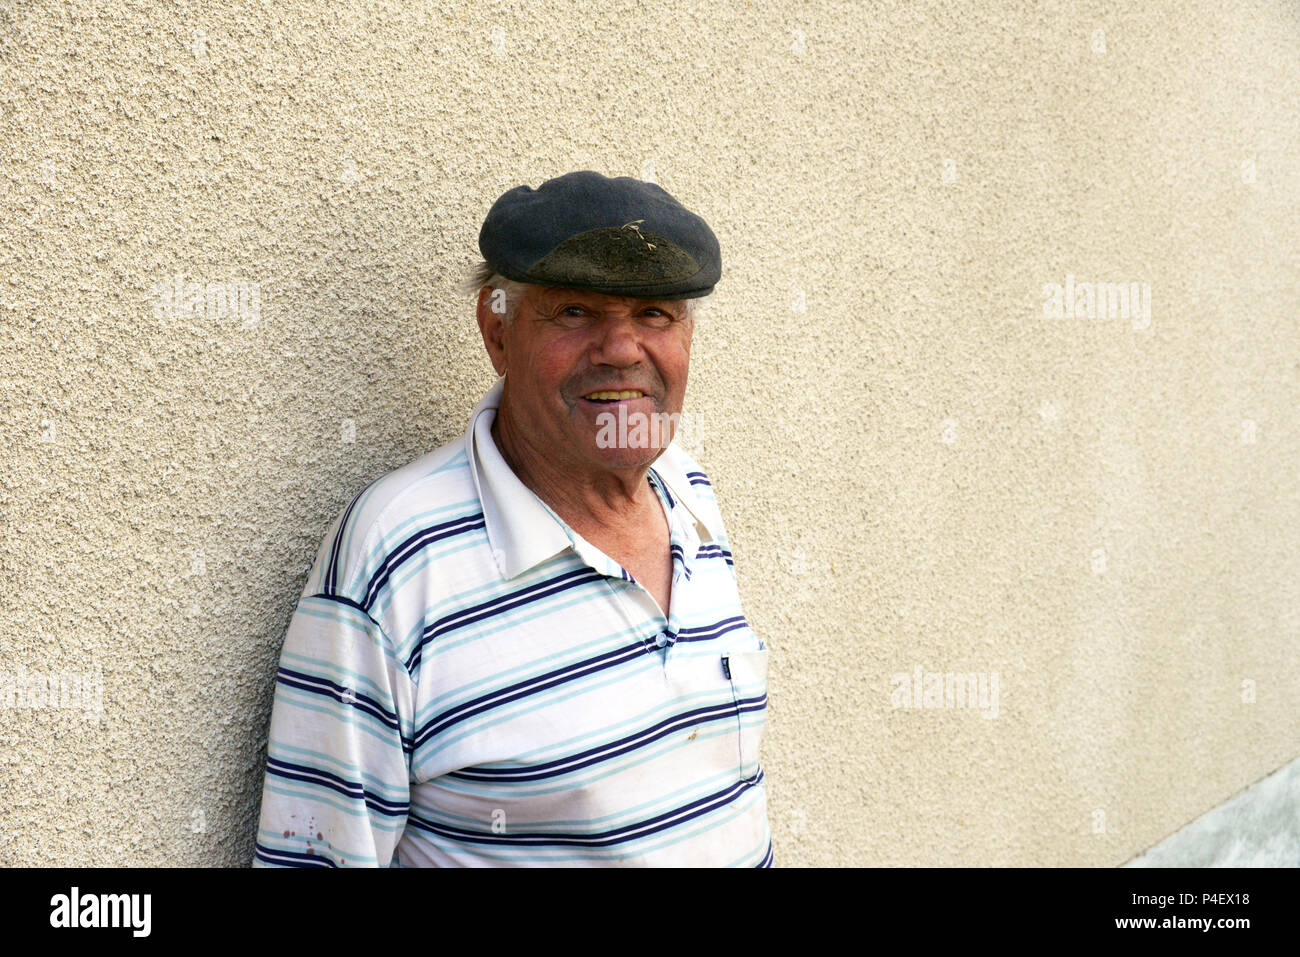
[253,592,414,867]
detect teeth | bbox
[585,390,645,400]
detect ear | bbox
[476,287,508,377]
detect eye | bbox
[640,307,678,327]
[552,305,592,327]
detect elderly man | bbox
[253,171,771,867]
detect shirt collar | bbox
[465,377,718,580]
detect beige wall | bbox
[2,0,1297,866]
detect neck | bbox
[490,403,660,536]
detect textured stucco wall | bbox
[2,0,1297,866]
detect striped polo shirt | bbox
[253,378,771,867]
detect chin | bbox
[588,444,665,472]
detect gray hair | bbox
[460,261,531,326]
[461,260,711,327]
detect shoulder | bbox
[660,441,716,496]
[657,441,732,543]
[304,434,478,607]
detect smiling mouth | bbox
[582,390,647,403]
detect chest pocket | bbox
[663,646,770,787]
[722,648,769,784]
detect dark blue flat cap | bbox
[478,170,721,299]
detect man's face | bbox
[478,285,694,474]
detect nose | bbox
[588,313,644,366]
